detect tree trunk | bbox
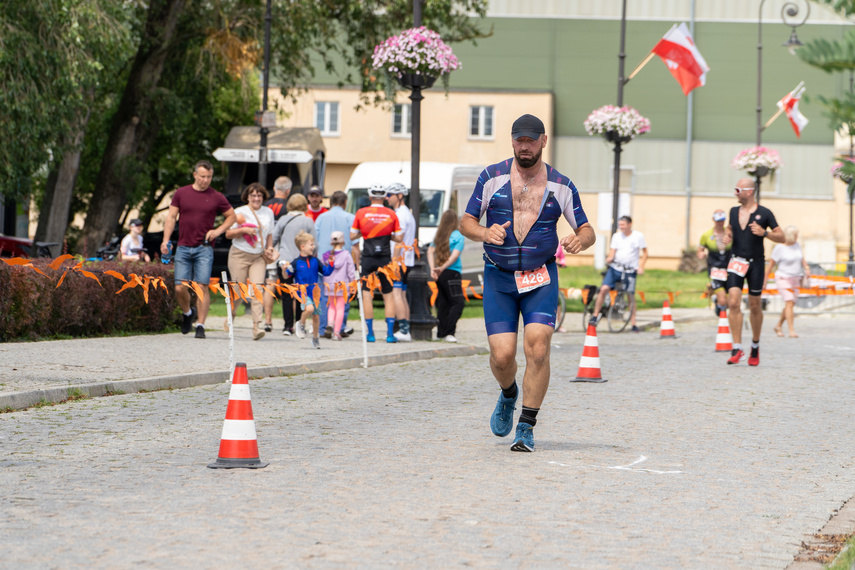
[79,0,186,255]
[35,104,92,257]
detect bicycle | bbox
[581,266,635,333]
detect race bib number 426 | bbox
[514,266,550,294]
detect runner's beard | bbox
[515,147,542,169]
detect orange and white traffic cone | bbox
[571,322,607,383]
[714,310,733,352]
[659,300,676,339]
[208,362,269,469]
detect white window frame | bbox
[315,101,340,137]
[391,103,412,138]
[468,105,495,141]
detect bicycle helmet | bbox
[367,184,388,198]
[385,182,408,196]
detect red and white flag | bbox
[652,23,710,96]
[777,82,809,137]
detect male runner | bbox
[459,114,595,452]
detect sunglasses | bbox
[733,187,755,194]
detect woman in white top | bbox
[224,182,277,340]
[120,219,151,262]
[763,225,810,338]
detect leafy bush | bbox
[0,260,179,342]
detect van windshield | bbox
[346,188,445,228]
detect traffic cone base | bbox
[208,362,269,469]
[659,300,676,339]
[571,324,607,383]
[714,310,733,352]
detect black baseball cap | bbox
[512,114,545,140]
[129,218,144,227]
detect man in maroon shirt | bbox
[161,160,236,338]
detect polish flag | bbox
[777,83,809,137]
[652,23,710,96]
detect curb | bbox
[1,344,489,412]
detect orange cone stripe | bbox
[218,439,260,459]
[225,400,254,420]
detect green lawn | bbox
[207,266,711,322]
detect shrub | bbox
[0,259,179,341]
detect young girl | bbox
[121,219,151,262]
[281,231,332,349]
[322,231,357,341]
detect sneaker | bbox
[295,322,306,339]
[385,335,398,343]
[631,325,640,333]
[323,326,333,339]
[332,333,343,341]
[282,327,293,336]
[194,325,206,339]
[252,325,265,341]
[181,308,197,334]
[510,422,535,452]
[264,323,273,333]
[748,347,760,366]
[727,348,744,365]
[490,391,517,437]
[366,332,375,343]
[343,326,354,336]
[311,337,321,349]
[444,335,458,343]
[588,315,600,327]
[394,331,412,342]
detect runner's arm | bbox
[638,247,648,275]
[161,206,179,254]
[459,213,510,245]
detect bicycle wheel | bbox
[554,293,566,331]
[607,290,632,333]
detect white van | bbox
[344,161,484,284]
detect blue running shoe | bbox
[385,335,397,343]
[510,422,534,452]
[490,391,517,437]
[366,333,375,342]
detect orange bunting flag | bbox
[609,290,617,303]
[189,281,206,301]
[470,287,483,300]
[29,265,49,277]
[638,291,646,304]
[48,254,74,271]
[56,270,68,288]
[237,282,249,302]
[141,277,151,304]
[666,291,675,305]
[1,257,31,266]
[461,279,471,302]
[116,279,139,295]
[581,288,590,305]
[104,270,127,282]
[74,267,102,286]
[427,281,438,306]
[251,283,264,304]
[312,284,321,307]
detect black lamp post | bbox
[754,0,809,200]
[403,0,438,340]
[608,0,630,237]
[257,0,272,188]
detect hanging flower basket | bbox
[372,26,461,97]
[831,157,855,184]
[584,105,651,142]
[731,146,782,176]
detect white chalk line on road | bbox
[549,455,684,475]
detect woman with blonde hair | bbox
[428,209,466,342]
[763,224,810,338]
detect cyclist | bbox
[697,209,731,316]
[591,215,647,332]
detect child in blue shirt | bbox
[281,231,333,348]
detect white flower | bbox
[731,146,782,172]
[372,27,461,78]
[583,105,651,140]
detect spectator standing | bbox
[282,231,333,349]
[722,178,784,366]
[428,210,466,343]
[459,113,595,452]
[591,215,647,332]
[764,225,810,338]
[315,190,356,338]
[306,186,328,222]
[261,176,293,331]
[698,209,731,316]
[322,231,357,341]
[272,193,316,335]
[121,219,150,262]
[224,182,277,341]
[350,184,403,343]
[386,183,416,342]
[161,160,236,339]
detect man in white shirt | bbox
[592,215,648,331]
[386,183,416,341]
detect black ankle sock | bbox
[501,382,518,400]
[519,406,539,427]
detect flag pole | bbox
[764,107,786,129]
[625,52,656,83]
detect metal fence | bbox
[762,261,855,315]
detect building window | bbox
[469,105,494,139]
[392,103,412,137]
[315,101,340,136]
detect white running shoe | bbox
[393,331,412,342]
[295,322,306,339]
[444,335,458,343]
